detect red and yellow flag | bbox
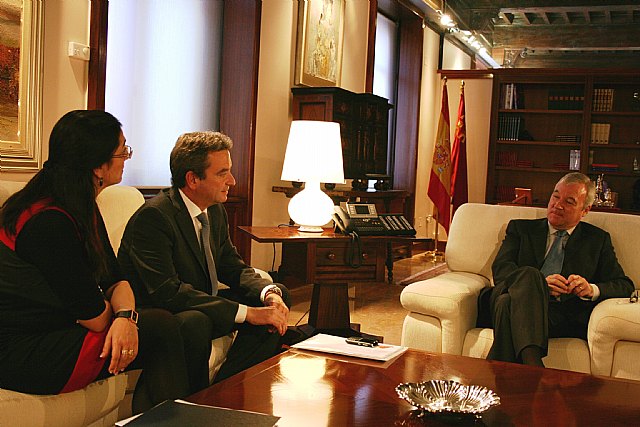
[427,78,452,233]
[451,81,468,217]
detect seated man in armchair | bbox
[480,172,634,366]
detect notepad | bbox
[291,333,408,361]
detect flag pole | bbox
[424,208,445,262]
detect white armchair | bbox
[401,203,640,379]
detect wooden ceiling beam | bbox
[492,23,640,49]
[500,5,640,15]
[541,12,550,24]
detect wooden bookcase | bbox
[486,69,640,213]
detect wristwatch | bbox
[115,309,139,324]
[263,285,283,300]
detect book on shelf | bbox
[498,115,522,140]
[515,160,533,168]
[548,87,584,110]
[555,135,581,143]
[590,123,611,144]
[592,88,615,112]
[502,83,518,109]
[496,151,517,167]
[591,163,620,172]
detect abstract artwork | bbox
[0,0,43,171]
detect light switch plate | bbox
[68,42,90,61]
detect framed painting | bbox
[295,0,345,87]
[0,0,44,171]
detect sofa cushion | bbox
[0,375,127,427]
[96,185,145,252]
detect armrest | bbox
[401,271,489,320]
[588,298,640,376]
[401,271,490,354]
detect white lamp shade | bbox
[281,120,345,184]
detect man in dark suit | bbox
[484,172,633,366]
[118,131,290,390]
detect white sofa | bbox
[0,184,257,425]
[401,203,640,380]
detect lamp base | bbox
[297,225,325,233]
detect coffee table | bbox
[187,348,640,426]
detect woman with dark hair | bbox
[0,110,190,413]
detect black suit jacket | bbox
[118,188,283,337]
[492,218,634,301]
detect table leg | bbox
[296,282,382,341]
[386,242,393,283]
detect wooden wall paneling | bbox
[365,0,378,93]
[88,0,108,110]
[219,0,261,262]
[391,8,423,223]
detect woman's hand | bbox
[100,317,139,374]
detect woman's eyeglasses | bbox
[112,145,133,159]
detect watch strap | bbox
[115,309,139,324]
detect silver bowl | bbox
[396,380,500,416]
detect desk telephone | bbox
[332,203,416,236]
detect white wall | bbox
[250,0,370,271]
[442,38,472,70]
[0,1,90,193]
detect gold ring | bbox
[121,349,128,355]
[128,350,134,356]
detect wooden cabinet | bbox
[487,69,640,212]
[291,87,392,181]
[280,240,386,288]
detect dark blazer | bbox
[492,218,634,301]
[118,188,280,337]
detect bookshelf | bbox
[486,69,640,213]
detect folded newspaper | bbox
[292,333,407,361]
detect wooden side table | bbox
[238,226,429,338]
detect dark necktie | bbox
[540,230,567,277]
[196,212,218,295]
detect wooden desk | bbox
[188,349,640,426]
[238,226,428,336]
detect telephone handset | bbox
[332,203,416,236]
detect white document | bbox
[292,333,407,361]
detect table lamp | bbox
[281,120,344,232]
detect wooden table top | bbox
[187,348,640,426]
[238,226,430,243]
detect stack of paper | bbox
[292,333,408,361]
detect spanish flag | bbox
[451,81,468,217]
[427,78,452,233]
